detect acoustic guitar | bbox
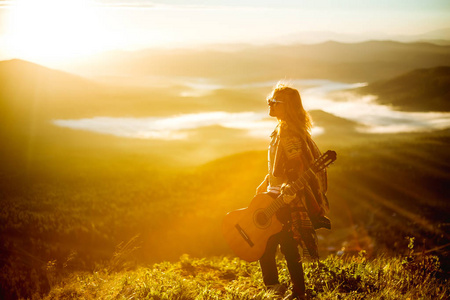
[222,150,337,262]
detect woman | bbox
[256,83,330,300]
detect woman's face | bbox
[267,96,286,120]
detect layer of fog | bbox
[53,79,450,140]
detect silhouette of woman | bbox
[255,83,330,299]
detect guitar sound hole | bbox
[254,210,270,228]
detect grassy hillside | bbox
[0,129,449,299]
[357,66,450,111]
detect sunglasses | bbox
[267,98,284,106]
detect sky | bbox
[0,0,449,64]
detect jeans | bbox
[259,229,306,296]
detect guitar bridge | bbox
[235,224,254,247]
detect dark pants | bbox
[259,229,306,297]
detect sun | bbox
[6,0,106,64]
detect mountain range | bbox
[278,28,450,46]
[61,40,450,85]
[2,55,449,139]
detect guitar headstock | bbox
[312,150,337,173]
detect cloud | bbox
[93,1,157,9]
[52,112,278,140]
[91,1,210,10]
[0,1,15,8]
[91,0,272,11]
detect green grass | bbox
[44,247,448,300]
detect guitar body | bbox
[222,150,337,262]
[222,193,283,262]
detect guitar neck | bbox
[286,168,316,196]
[263,149,336,220]
[264,167,314,218]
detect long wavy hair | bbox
[270,82,312,137]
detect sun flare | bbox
[6,0,105,64]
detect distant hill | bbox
[357,66,450,112]
[0,59,263,121]
[307,109,370,146]
[0,59,102,125]
[0,59,98,92]
[310,109,363,133]
[0,59,188,122]
[414,28,450,43]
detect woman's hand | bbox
[256,174,269,195]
